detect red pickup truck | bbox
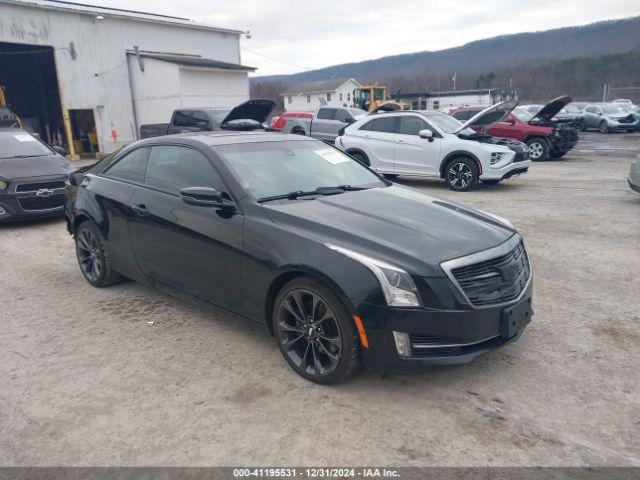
[449,96,578,160]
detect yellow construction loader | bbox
[0,85,23,128]
[352,83,407,112]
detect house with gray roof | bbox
[281,78,360,112]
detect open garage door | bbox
[0,42,65,148]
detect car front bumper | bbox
[0,175,67,223]
[480,158,531,181]
[354,282,533,373]
[607,121,640,131]
[629,177,640,194]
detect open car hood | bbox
[222,99,276,125]
[456,101,517,132]
[532,95,572,121]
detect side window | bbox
[368,117,398,133]
[104,147,149,183]
[145,146,224,195]
[317,108,337,120]
[190,111,210,128]
[397,116,428,136]
[452,110,477,121]
[335,109,352,123]
[173,111,189,127]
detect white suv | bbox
[335,103,531,191]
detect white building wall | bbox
[127,58,250,126]
[425,93,491,110]
[0,1,246,152]
[283,80,361,112]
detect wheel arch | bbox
[439,151,482,178]
[345,148,370,165]
[264,265,354,337]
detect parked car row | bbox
[450,96,579,161]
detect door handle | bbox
[131,203,148,216]
[396,139,405,143]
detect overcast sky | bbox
[100,0,640,77]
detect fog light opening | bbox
[392,331,411,357]
[0,206,6,215]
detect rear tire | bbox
[273,277,361,384]
[599,121,609,134]
[526,138,550,161]
[444,157,479,191]
[75,221,122,287]
[549,151,567,159]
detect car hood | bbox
[533,95,572,121]
[457,101,517,132]
[0,154,76,180]
[222,99,277,125]
[263,185,515,277]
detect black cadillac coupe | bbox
[0,128,74,223]
[65,131,533,383]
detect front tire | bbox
[273,277,361,384]
[549,151,567,159]
[444,157,479,191]
[75,221,122,287]
[599,121,609,134]
[526,138,550,161]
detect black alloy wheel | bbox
[445,158,478,191]
[75,221,122,287]
[274,278,360,383]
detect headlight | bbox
[326,244,420,307]
[490,152,506,165]
[0,180,7,191]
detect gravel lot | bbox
[1,132,639,467]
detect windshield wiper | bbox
[0,154,44,159]
[257,185,368,203]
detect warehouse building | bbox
[0,0,253,157]
[393,88,518,111]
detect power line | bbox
[241,46,310,72]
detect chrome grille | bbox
[451,241,530,307]
[441,235,532,308]
[15,181,66,193]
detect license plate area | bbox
[502,298,533,338]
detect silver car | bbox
[629,156,640,194]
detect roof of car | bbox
[138,131,316,147]
[0,127,27,133]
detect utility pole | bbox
[452,71,456,91]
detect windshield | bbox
[348,108,368,118]
[206,109,231,124]
[562,104,581,113]
[601,105,627,115]
[423,112,462,133]
[512,107,534,122]
[215,140,386,200]
[0,131,53,159]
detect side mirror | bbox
[195,121,211,130]
[344,117,355,124]
[418,129,434,141]
[52,146,67,156]
[179,187,235,210]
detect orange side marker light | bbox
[353,315,369,349]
